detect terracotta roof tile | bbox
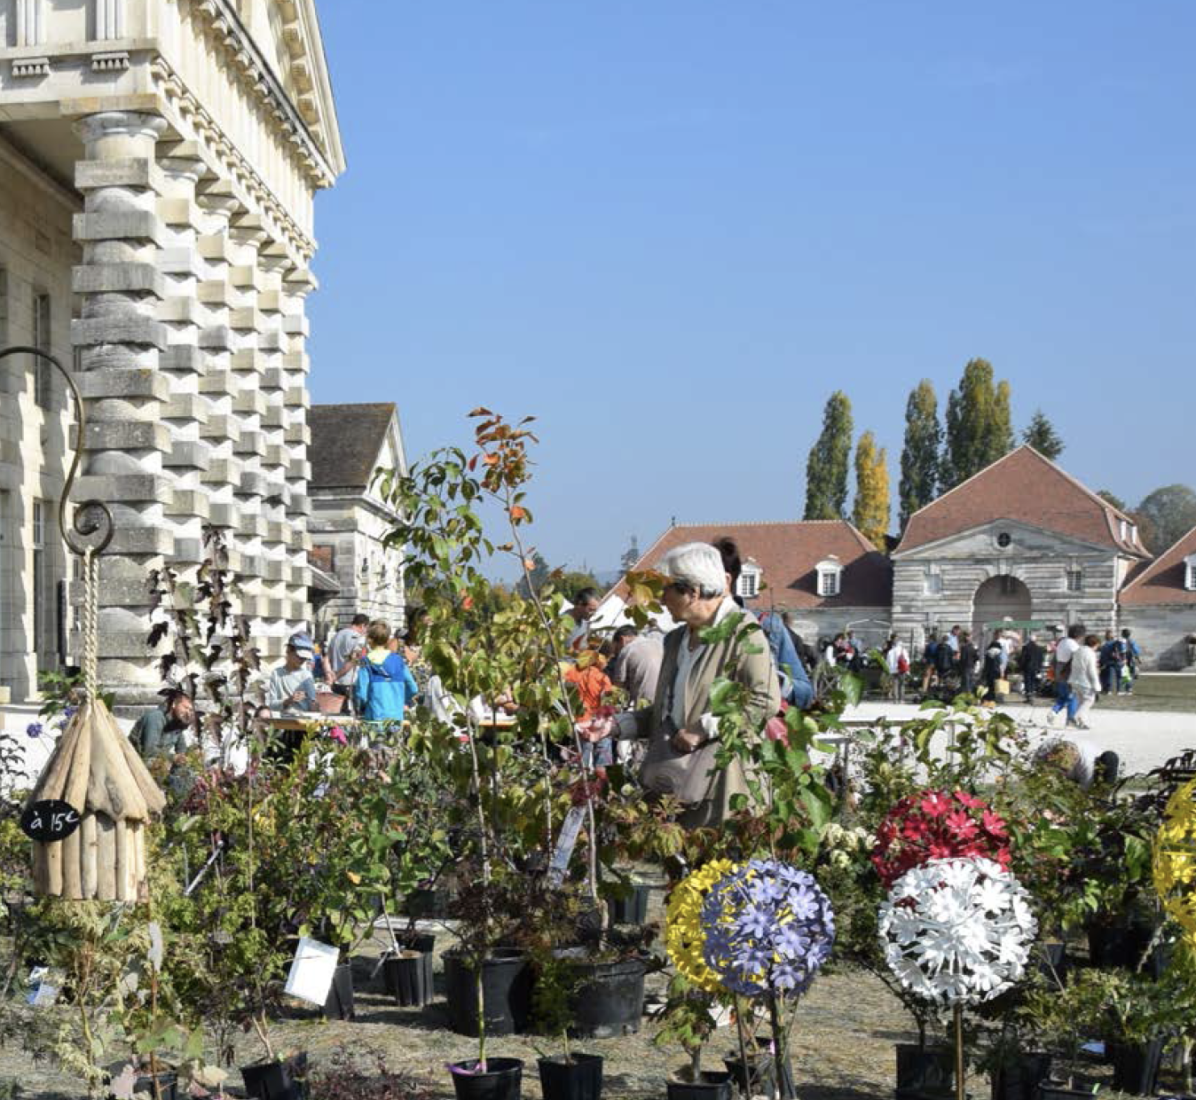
[1119,524,1196,606]
[607,520,892,610]
[309,403,396,489]
[895,446,1149,558]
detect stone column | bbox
[70,111,172,701]
[280,266,315,637]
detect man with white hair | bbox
[599,542,780,828]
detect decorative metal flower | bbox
[879,857,1037,1007]
[872,789,1011,888]
[699,859,835,998]
[1153,777,1196,943]
[666,858,738,994]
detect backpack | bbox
[935,643,955,673]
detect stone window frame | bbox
[1185,555,1196,592]
[923,564,943,595]
[737,562,761,600]
[32,289,52,410]
[1065,567,1083,593]
[816,559,842,598]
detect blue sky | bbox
[307,2,1195,578]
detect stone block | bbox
[202,457,244,485]
[199,326,235,352]
[238,471,268,498]
[198,234,237,263]
[264,598,286,619]
[289,494,311,516]
[157,196,204,229]
[158,296,204,325]
[257,289,283,313]
[261,557,286,582]
[164,489,211,519]
[284,266,319,292]
[259,367,285,390]
[201,413,241,443]
[163,440,212,471]
[283,351,310,373]
[76,472,173,505]
[234,430,267,456]
[262,404,286,428]
[231,348,267,373]
[208,501,242,528]
[234,390,268,417]
[266,520,288,544]
[282,313,310,337]
[231,307,265,332]
[75,157,165,192]
[230,264,267,292]
[198,280,236,307]
[107,526,175,555]
[240,512,268,537]
[75,368,171,402]
[198,370,237,396]
[73,210,166,246]
[262,479,291,506]
[163,393,211,424]
[283,386,309,409]
[84,420,171,453]
[284,422,312,445]
[160,344,204,374]
[72,314,169,350]
[72,261,164,296]
[262,444,287,466]
[288,458,312,481]
[168,537,205,565]
[157,248,205,279]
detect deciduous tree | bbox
[898,380,941,530]
[1135,484,1196,554]
[943,359,1014,487]
[852,431,890,549]
[804,391,853,520]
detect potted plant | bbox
[532,951,604,1100]
[654,974,730,1100]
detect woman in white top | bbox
[1069,634,1102,729]
[884,634,909,703]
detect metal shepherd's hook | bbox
[0,346,114,698]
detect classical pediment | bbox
[893,518,1122,561]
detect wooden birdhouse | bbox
[27,697,166,901]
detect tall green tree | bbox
[1023,409,1065,460]
[1135,484,1196,554]
[943,358,1014,488]
[897,380,941,530]
[852,431,890,549]
[804,391,853,520]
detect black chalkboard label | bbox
[21,800,82,843]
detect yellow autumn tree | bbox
[852,431,890,550]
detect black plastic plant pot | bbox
[444,949,532,1036]
[1109,1039,1164,1096]
[666,1071,734,1100]
[241,1052,308,1100]
[1036,942,1067,982]
[384,949,433,1007]
[991,1052,1052,1100]
[895,1043,955,1100]
[538,1053,604,1100]
[448,1057,524,1100]
[1036,1084,1099,1100]
[397,930,436,954]
[568,957,646,1038]
[322,962,355,1021]
[607,884,650,925]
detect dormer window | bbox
[1186,554,1196,592]
[1131,524,1139,545]
[737,562,761,600]
[1119,519,1128,542]
[816,557,843,598]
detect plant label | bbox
[27,981,58,1007]
[547,805,586,887]
[283,936,339,1006]
[20,799,81,842]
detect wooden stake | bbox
[45,839,62,897]
[81,814,98,899]
[31,842,47,897]
[96,814,116,901]
[954,1004,965,1100]
[60,827,82,900]
[114,818,130,902]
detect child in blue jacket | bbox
[355,620,419,722]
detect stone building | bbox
[1119,525,1196,671]
[0,0,345,703]
[891,446,1150,647]
[307,402,407,643]
[597,520,893,649]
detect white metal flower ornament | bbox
[879,856,1037,1007]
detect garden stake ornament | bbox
[3,346,167,899]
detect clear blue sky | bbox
[307,1,1195,578]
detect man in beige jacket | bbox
[608,542,780,828]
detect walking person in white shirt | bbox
[1069,634,1103,730]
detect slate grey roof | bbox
[308,403,396,490]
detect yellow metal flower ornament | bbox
[1153,777,1196,943]
[665,859,737,994]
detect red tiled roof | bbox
[895,446,1149,558]
[1119,524,1196,606]
[606,520,892,610]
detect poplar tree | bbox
[943,359,1015,487]
[804,391,853,520]
[1022,409,1064,460]
[897,380,941,530]
[852,431,890,549]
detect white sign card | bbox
[283,936,339,1006]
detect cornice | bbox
[150,55,316,263]
[189,0,335,189]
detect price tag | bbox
[20,799,82,843]
[547,805,587,887]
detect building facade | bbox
[307,402,407,643]
[0,0,344,703]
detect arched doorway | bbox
[972,575,1031,641]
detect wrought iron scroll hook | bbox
[0,346,114,558]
